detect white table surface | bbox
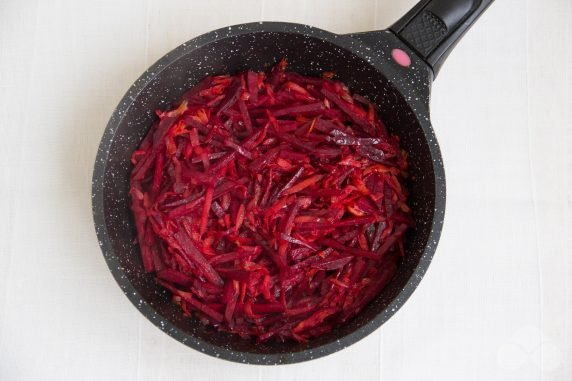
[1,0,571,380]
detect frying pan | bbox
[92,0,494,364]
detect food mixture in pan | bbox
[129,59,413,342]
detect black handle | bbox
[390,0,494,77]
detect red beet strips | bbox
[129,59,413,342]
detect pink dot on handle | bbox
[391,48,411,67]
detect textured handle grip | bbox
[401,11,448,56]
[390,0,494,78]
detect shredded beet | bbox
[129,59,413,343]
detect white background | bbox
[1,0,571,380]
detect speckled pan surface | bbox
[92,22,445,365]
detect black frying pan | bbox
[92,0,494,365]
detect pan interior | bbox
[99,30,436,356]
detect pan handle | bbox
[390,0,494,78]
